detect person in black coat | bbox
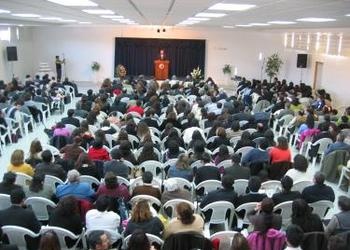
[0,172,22,195]
[302,172,335,203]
[61,109,80,128]
[35,150,67,181]
[208,127,230,151]
[223,154,251,180]
[291,199,324,233]
[236,176,267,207]
[194,153,220,185]
[141,108,159,129]
[272,176,302,205]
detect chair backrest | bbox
[14,172,32,187]
[124,233,164,249]
[235,146,254,158]
[163,199,195,218]
[40,226,81,250]
[130,195,161,211]
[166,177,193,191]
[233,179,249,196]
[236,202,259,225]
[24,197,57,221]
[2,225,40,250]
[0,194,11,210]
[280,114,294,125]
[139,160,164,179]
[127,134,139,149]
[291,180,313,193]
[230,136,241,147]
[117,176,130,187]
[313,138,334,153]
[129,177,161,192]
[309,200,334,219]
[79,175,101,189]
[190,160,203,169]
[195,180,222,195]
[201,201,235,227]
[210,230,238,242]
[64,124,76,134]
[105,134,116,148]
[261,180,282,192]
[42,144,60,156]
[44,175,64,192]
[273,200,293,226]
[216,159,232,169]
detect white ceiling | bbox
[0,0,349,30]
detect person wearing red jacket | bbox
[127,100,144,117]
[88,139,111,161]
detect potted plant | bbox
[265,53,283,82]
[222,64,232,75]
[190,66,203,85]
[91,61,100,71]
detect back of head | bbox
[259,138,269,150]
[127,230,151,250]
[41,150,53,163]
[260,197,274,213]
[67,169,80,183]
[95,195,110,212]
[337,132,346,142]
[338,195,350,211]
[293,154,308,172]
[201,152,212,164]
[88,230,107,250]
[142,171,153,184]
[314,171,325,185]
[231,153,241,164]
[11,149,24,166]
[286,224,304,248]
[176,202,195,225]
[222,175,235,189]
[281,175,293,192]
[230,233,250,250]
[104,172,118,189]
[3,172,16,186]
[57,196,78,216]
[277,136,288,150]
[67,109,74,117]
[39,230,60,250]
[10,188,25,205]
[248,176,261,192]
[110,148,122,160]
[292,199,310,218]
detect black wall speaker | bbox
[6,46,18,61]
[297,54,307,68]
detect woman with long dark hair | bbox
[291,199,324,233]
[39,230,61,250]
[75,152,99,179]
[25,173,53,199]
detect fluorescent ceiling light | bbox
[0,23,11,26]
[235,24,252,27]
[79,21,91,24]
[296,17,336,22]
[268,21,296,25]
[345,14,350,17]
[47,0,97,6]
[39,17,62,21]
[82,9,114,15]
[250,23,270,26]
[0,9,10,14]
[195,12,226,18]
[12,13,40,18]
[209,3,255,11]
[188,17,210,21]
[59,19,77,22]
[223,25,235,28]
[101,15,123,19]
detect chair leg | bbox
[312,157,317,168]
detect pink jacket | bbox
[247,229,286,250]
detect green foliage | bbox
[222,64,232,75]
[265,53,283,81]
[91,61,100,71]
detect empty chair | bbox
[273,200,293,226]
[309,200,334,219]
[20,112,35,136]
[163,199,195,218]
[1,225,40,250]
[338,165,350,193]
[233,179,249,196]
[0,194,11,210]
[201,201,235,233]
[40,226,82,250]
[24,197,57,221]
[261,180,282,194]
[236,202,259,228]
[291,180,313,193]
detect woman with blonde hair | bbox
[167,154,193,181]
[8,149,34,176]
[124,200,163,237]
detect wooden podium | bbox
[154,59,169,80]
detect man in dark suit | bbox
[0,189,41,250]
[35,150,66,181]
[302,172,335,203]
[194,153,220,185]
[236,176,267,207]
[272,176,301,205]
[61,109,80,127]
[200,175,237,208]
[132,171,161,200]
[224,154,250,180]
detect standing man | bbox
[55,55,65,82]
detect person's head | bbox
[55,122,65,129]
[2,172,16,186]
[56,196,79,216]
[201,152,211,164]
[293,154,308,172]
[117,130,129,141]
[241,131,251,141]
[314,171,325,185]
[76,152,94,169]
[95,195,110,212]
[286,224,304,248]
[104,172,118,189]
[276,136,289,150]
[67,169,80,183]
[39,230,60,250]
[218,145,229,157]
[10,188,25,205]
[192,130,204,141]
[281,175,293,192]
[230,233,250,250]
[141,142,154,154]
[29,140,42,156]
[127,230,151,250]
[328,235,347,250]
[168,140,180,156]
[338,195,350,212]
[222,175,235,189]
[136,121,149,137]
[231,120,240,132]
[216,127,226,138]
[248,176,261,192]
[176,202,195,225]
[264,129,274,142]
[29,173,44,193]
[231,153,241,165]
[142,171,153,184]
[176,153,190,170]
[292,199,311,218]
[259,138,269,150]
[261,197,274,213]
[110,148,123,160]
[73,136,82,145]
[92,139,104,149]
[10,149,25,166]
[67,109,75,117]
[131,200,152,223]
[88,230,110,250]
[41,150,53,163]
[193,140,205,154]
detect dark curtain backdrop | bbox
[114,37,205,77]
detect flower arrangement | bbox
[91,61,100,71]
[222,64,232,75]
[190,66,203,81]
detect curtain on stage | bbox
[114,37,206,77]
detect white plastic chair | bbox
[0,194,11,210]
[32,102,50,124]
[24,197,57,221]
[338,166,350,194]
[64,124,77,135]
[261,180,282,192]
[166,177,193,191]
[216,159,232,169]
[163,199,195,218]
[195,180,222,195]
[235,146,254,159]
[236,202,259,228]
[190,160,203,169]
[149,127,161,137]
[124,233,163,249]
[212,146,234,156]
[88,124,98,136]
[244,128,257,134]
[309,200,334,219]
[5,117,22,138]
[20,112,35,135]
[201,201,235,232]
[128,134,139,149]
[0,124,12,145]
[291,180,313,193]
[79,175,101,189]
[233,179,249,196]
[44,175,65,192]
[42,144,60,157]
[117,176,130,188]
[305,138,333,168]
[130,195,161,210]
[278,114,294,136]
[210,230,238,242]
[273,201,293,226]
[15,172,32,187]
[2,225,40,250]
[64,85,76,100]
[40,226,82,250]
[230,136,241,147]
[129,177,161,193]
[139,160,164,179]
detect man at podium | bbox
[154,49,169,80]
[55,55,65,82]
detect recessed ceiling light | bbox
[235,24,252,27]
[250,23,270,26]
[268,21,296,25]
[79,21,91,24]
[209,3,255,11]
[39,17,63,21]
[296,17,336,22]
[47,0,97,6]
[101,15,123,19]
[12,13,40,18]
[59,19,77,22]
[223,25,235,29]
[195,12,226,18]
[345,14,350,17]
[82,9,114,15]
[188,17,210,21]
[0,9,10,14]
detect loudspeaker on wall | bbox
[6,46,18,61]
[297,54,307,68]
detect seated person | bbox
[131,171,161,200]
[24,173,54,200]
[161,179,192,205]
[56,169,95,201]
[285,154,310,183]
[194,153,220,185]
[241,139,269,167]
[61,109,80,127]
[53,122,71,137]
[291,199,324,233]
[223,154,250,180]
[0,172,22,195]
[324,132,350,156]
[236,176,267,207]
[285,224,304,250]
[103,149,129,179]
[302,171,335,203]
[272,176,302,205]
[167,154,193,181]
[8,149,34,177]
[325,196,350,236]
[35,150,66,181]
[88,139,111,161]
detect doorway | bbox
[313,61,324,90]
